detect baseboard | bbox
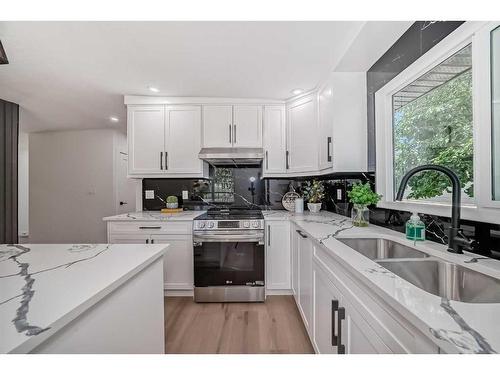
[265,289,293,296]
[164,290,194,297]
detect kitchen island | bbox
[0,243,167,354]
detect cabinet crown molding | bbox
[124,95,285,106]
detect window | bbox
[375,22,500,223]
[392,44,473,203]
[492,26,500,200]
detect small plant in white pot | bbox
[166,195,178,209]
[302,180,325,213]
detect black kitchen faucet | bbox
[395,164,478,254]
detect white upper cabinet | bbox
[202,105,233,148]
[318,84,334,171]
[165,105,204,174]
[128,105,165,175]
[128,104,206,177]
[202,104,262,148]
[263,105,286,174]
[287,94,319,173]
[232,105,262,147]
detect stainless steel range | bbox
[193,207,265,302]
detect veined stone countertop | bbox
[102,210,206,221]
[264,209,500,354]
[0,243,167,353]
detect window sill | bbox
[377,200,500,225]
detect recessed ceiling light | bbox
[109,116,119,123]
[148,86,160,93]
[291,88,303,95]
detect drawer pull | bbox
[296,229,307,238]
[337,306,346,354]
[139,226,162,230]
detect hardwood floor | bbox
[164,295,314,354]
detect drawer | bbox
[108,221,192,235]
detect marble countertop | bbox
[264,210,500,354]
[103,211,206,221]
[0,243,167,353]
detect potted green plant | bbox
[302,180,325,213]
[166,195,178,209]
[347,182,381,227]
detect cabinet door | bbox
[108,234,151,244]
[313,267,343,354]
[165,105,203,174]
[232,105,262,147]
[265,221,290,290]
[287,95,318,173]
[291,225,299,301]
[318,85,334,171]
[151,235,193,290]
[202,105,233,148]
[263,105,286,174]
[297,229,313,334]
[128,106,165,175]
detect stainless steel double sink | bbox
[337,238,500,303]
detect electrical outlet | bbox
[337,189,342,200]
[182,190,189,200]
[145,190,155,199]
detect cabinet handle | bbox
[233,124,236,143]
[146,238,149,244]
[139,226,161,229]
[229,124,232,144]
[337,306,346,354]
[286,151,290,169]
[160,151,163,170]
[331,300,339,346]
[165,152,168,170]
[151,238,155,244]
[296,229,307,238]
[268,225,271,246]
[327,137,332,162]
[265,151,269,170]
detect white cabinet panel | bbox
[128,106,165,175]
[108,234,151,244]
[263,105,286,174]
[265,221,290,290]
[151,234,193,290]
[202,105,233,148]
[297,229,313,334]
[287,95,318,173]
[165,105,203,174]
[318,85,334,171]
[291,225,299,301]
[232,105,262,147]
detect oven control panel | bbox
[194,219,264,231]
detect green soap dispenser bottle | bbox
[406,212,425,241]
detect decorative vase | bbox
[307,202,322,213]
[166,202,178,209]
[351,204,369,227]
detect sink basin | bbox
[337,238,429,260]
[378,259,500,303]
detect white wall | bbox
[29,129,127,243]
[18,131,30,238]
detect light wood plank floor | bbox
[165,295,314,354]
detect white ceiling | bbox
[0,21,410,132]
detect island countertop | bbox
[103,211,205,222]
[0,243,167,354]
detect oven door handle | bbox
[193,233,264,243]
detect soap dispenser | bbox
[406,212,425,241]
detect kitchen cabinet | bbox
[128,105,165,175]
[127,105,206,177]
[296,228,313,335]
[318,84,334,171]
[287,94,319,173]
[265,221,290,290]
[291,223,299,301]
[263,105,286,174]
[107,221,194,292]
[202,105,262,148]
[202,105,233,148]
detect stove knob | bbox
[252,221,259,229]
[243,221,250,228]
[208,221,215,229]
[198,222,206,229]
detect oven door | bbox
[193,231,265,287]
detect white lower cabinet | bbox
[107,222,193,292]
[291,224,299,300]
[265,221,291,290]
[297,228,313,335]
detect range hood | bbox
[198,147,264,165]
